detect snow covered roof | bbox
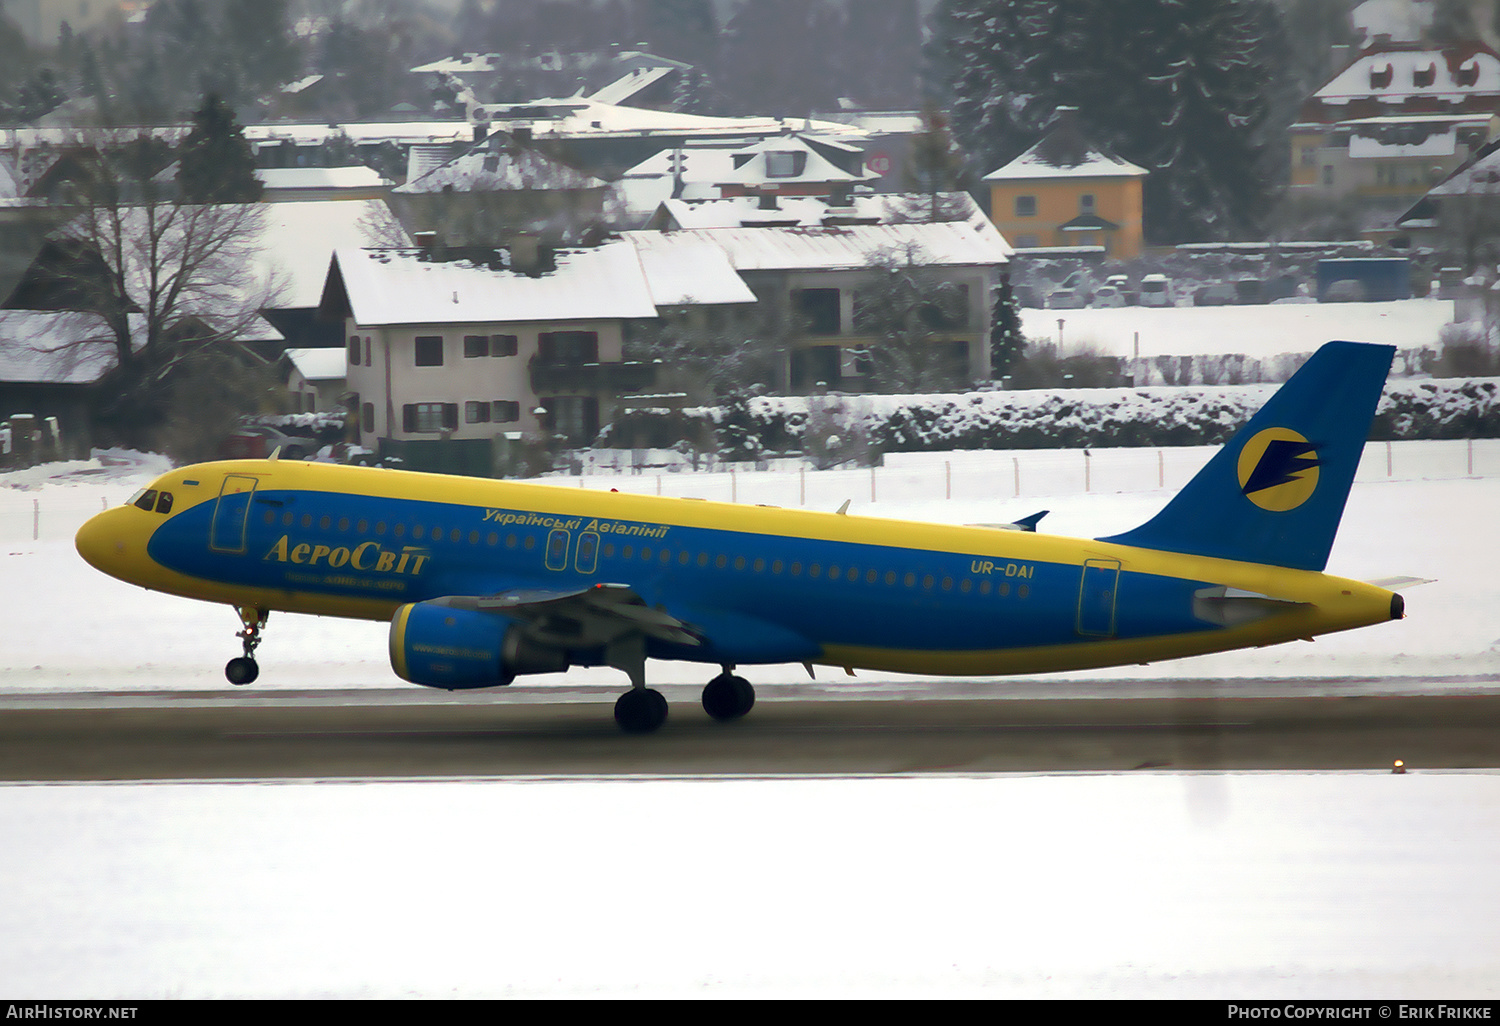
[588,66,676,106]
[392,136,605,195]
[257,166,391,192]
[714,136,874,187]
[1425,144,1500,197]
[473,95,863,143]
[983,113,1147,182]
[1353,0,1429,46]
[283,347,347,382]
[326,243,661,327]
[628,239,757,306]
[650,192,992,231]
[1314,46,1500,103]
[0,311,147,385]
[249,200,407,309]
[621,219,1010,274]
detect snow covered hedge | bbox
[600,378,1500,456]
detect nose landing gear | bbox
[225,606,268,685]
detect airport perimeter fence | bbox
[2,437,1496,543]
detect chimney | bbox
[509,234,542,275]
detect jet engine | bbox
[389,600,568,689]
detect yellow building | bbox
[982,108,1148,259]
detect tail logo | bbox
[1237,428,1323,512]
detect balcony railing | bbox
[529,360,657,394]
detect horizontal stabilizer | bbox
[1364,576,1435,591]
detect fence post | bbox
[1158,450,1165,489]
[1469,438,1475,476]
[731,468,737,503]
[1387,440,1393,477]
[656,474,662,496]
[870,466,876,503]
[33,498,39,541]
[945,461,951,501]
[800,467,806,506]
[1013,457,1020,498]
[1084,450,1091,492]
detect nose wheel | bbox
[226,606,268,686]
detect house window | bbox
[1014,195,1037,217]
[361,403,374,433]
[919,285,970,331]
[414,336,443,366]
[765,151,806,178]
[465,401,490,423]
[794,288,841,335]
[492,400,520,422]
[537,331,598,364]
[1323,165,1334,186]
[364,337,372,366]
[539,396,599,445]
[463,335,489,358]
[1016,234,1040,248]
[1079,194,1096,214]
[491,334,518,357]
[1301,146,1317,168]
[402,403,457,433]
[348,335,361,363]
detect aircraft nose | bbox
[75,506,133,578]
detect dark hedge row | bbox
[600,378,1500,456]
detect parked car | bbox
[1047,286,1088,309]
[220,424,315,461]
[1091,284,1126,308]
[1139,273,1174,307]
[1193,283,1237,306]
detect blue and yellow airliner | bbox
[75,341,1407,732]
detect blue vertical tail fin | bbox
[1099,341,1394,571]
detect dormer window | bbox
[1414,64,1436,88]
[765,151,806,178]
[1456,62,1480,87]
[1370,64,1393,89]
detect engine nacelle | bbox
[389,601,568,689]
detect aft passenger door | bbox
[210,475,259,553]
[1076,559,1121,637]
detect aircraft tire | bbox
[702,674,755,721]
[615,688,668,734]
[225,657,259,686]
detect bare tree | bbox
[29,131,283,448]
[850,244,970,393]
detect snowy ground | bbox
[1020,296,1455,361]
[1,444,1498,998]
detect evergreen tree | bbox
[989,276,1024,380]
[930,0,1293,244]
[177,93,263,204]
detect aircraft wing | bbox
[429,584,704,649]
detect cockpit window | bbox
[133,489,159,511]
[156,491,174,514]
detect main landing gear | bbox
[225,606,268,686]
[611,658,757,735]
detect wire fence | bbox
[2,438,1495,542]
